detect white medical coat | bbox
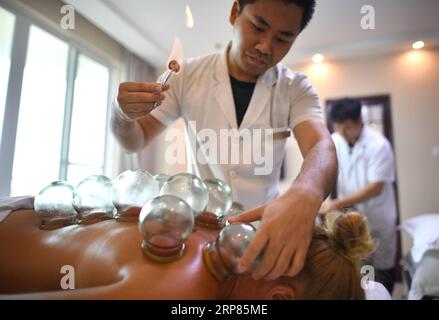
[151,44,323,210]
[332,125,397,269]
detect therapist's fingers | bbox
[251,233,284,280]
[237,229,268,274]
[120,82,170,93]
[264,245,294,280]
[285,241,308,277]
[123,103,154,113]
[227,205,265,223]
[120,92,164,104]
[117,83,169,120]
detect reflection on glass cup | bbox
[112,169,159,222]
[139,195,194,263]
[198,178,233,229]
[34,181,78,230]
[153,173,171,190]
[203,223,262,281]
[218,202,245,228]
[160,173,208,220]
[72,175,114,224]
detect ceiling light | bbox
[312,53,324,63]
[412,41,425,50]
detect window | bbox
[11,26,69,196]
[0,7,15,148]
[0,5,112,197]
[67,54,109,186]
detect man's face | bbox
[333,119,363,145]
[229,0,303,80]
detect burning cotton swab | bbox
[153,36,184,109]
[152,60,180,110]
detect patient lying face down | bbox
[0,209,375,299]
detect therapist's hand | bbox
[228,186,321,280]
[117,82,170,120]
[319,199,339,214]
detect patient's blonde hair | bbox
[297,211,376,299]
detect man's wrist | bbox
[112,100,135,123]
[280,184,323,217]
[285,184,324,204]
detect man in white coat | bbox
[320,98,397,293]
[111,0,337,281]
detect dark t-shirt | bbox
[230,76,256,128]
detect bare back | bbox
[0,210,219,299]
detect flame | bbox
[185,4,194,28]
[167,37,184,73]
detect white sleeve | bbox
[149,64,184,126]
[367,141,395,183]
[289,74,324,129]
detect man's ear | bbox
[265,284,296,300]
[229,0,240,25]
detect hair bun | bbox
[326,211,376,262]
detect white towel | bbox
[364,281,392,300]
[0,196,35,223]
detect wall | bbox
[283,48,439,254]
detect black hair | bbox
[237,0,316,31]
[330,99,363,123]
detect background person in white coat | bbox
[112,0,337,281]
[319,98,397,293]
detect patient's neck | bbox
[216,276,240,299]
